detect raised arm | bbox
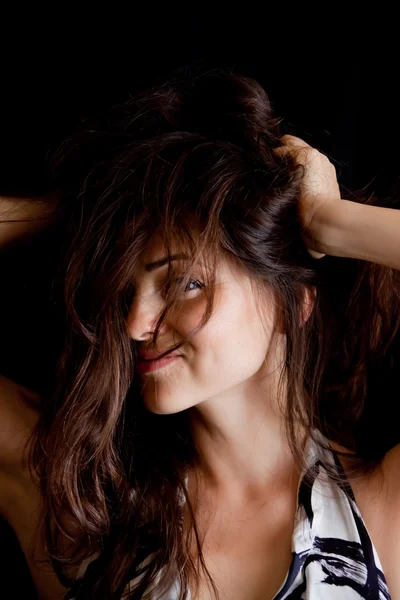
[277,135,400,270]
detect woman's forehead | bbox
[135,231,245,283]
[138,235,187,269]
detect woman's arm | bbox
[0,377,70,599]
[0,196,57,247]
[312,200,400,270]
[1,475,69,600]
[278,135,400,270]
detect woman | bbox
[1,71,400,599]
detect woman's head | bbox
[53,71,316,426]
[31,70,400,599]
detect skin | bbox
[0,376,67,600]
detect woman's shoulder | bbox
[0,374,40,425]
[0,374,40,482]
[377,442,400,498]
[356,444,400,595]
[324,435,400,594]
[327,436,400,499]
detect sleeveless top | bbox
[68,430,391,599]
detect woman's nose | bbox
[126,292,166,341]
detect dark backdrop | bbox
[0,20,398,199]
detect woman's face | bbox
[127,234,282,415]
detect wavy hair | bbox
[26,70,400,599]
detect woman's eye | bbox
[176,278,204,293]
[162,278,204,296]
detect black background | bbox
[0,17,398,199]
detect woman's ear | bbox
[273,285,316,335]
[301,285,316,327]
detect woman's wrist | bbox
[310,199,360,259]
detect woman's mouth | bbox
[137,355,181,375]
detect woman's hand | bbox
[276,135,342,259]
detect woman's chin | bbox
[143,392,194,415]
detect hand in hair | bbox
[277,135,400,269]
[276,135,341,259]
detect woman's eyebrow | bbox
[144,253,188,273]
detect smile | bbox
[137,355,181,375]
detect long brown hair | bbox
[27,70,400,599]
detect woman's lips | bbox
[137,355,181,375]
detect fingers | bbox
[274,135,311,161]
[276,136,334,175]
[280,135,311,149]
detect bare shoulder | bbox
[0,375,40,484]
[352,444,400,597]
[376,444,400,596]
[347,442,400,528]
[328,438,400,595]
[379,442,400,498]
[0,377,70,599]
